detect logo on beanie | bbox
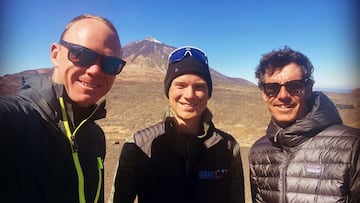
[175,67,179,73]
[184,48,192,57]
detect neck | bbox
[174,118,201,135]
[51,68,63,84]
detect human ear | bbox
[50,43,60,68]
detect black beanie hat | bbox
[164,56,212,98]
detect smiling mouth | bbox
[180,102,197,109]
[275,103,295,110]
[80,81,100,89]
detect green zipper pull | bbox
[97,157,103,169]
[94,157,103,203]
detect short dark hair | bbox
[255,46,314,89]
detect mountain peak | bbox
[145,36,161,43]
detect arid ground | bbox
[100,76,360,203]
[1,38,359,202]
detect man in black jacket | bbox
[249,46,360,203]
[0,14,126,203]
[110,46,245,203]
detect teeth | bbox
[180,103,196,109]
[278,104,292,109]
[182,103,196,107]
[81,82,98,88]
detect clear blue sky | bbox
[1,0,359,90]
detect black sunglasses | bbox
[169,46,208,66]
[59,39,126,75]
[263,79,308,97]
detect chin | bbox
[74,96,98,107]
[180,112,200,121]
[274,117,297,127]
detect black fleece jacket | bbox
[0,74,107,203]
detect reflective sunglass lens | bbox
[60,40,126,75]
[169,49,187,63]
[102,57,125,75]
[286,81,304,95]
[169,47,208,65]
[68,47,97,67]
[191,50,208,64]
[69,46,125,75]
[263,80,305,97]
[264,84,280,97]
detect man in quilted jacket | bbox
[249,46,360,203]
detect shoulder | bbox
[0,94,33,118]
[321,124,360,136]
[317,124,360,143]
[213,128,236,142]
[249,135,274,153]
[126,122,166,157]
[0,95,44,145]
[132,122,166,145]
[314,124,360,147]
[203,127,239,151]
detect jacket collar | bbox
[267,91,343,149]
[163,105,213,139]
[20,74,107,126]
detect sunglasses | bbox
[169,46,208,66]
[263,79,308,97]
[59,39,126,75]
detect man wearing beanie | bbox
[110,46,245,203]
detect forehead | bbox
[264,63,303,82]
[63,19,121,56]
[172,74,207,83]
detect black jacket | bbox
[0,74,107,203]
[110,108,245,203]
[249,92,360,203]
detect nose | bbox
[85,59,103,75]
[183,86,196,99]
[277,85,291,99]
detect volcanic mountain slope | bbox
[121,36,254,85]
[0,36,255,94]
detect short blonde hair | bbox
[59,14,121,55]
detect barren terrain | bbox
[100,71,360,203]
[0,68,359,202]
[1,37,359,202]
[1,38,359,201]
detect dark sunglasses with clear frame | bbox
[262,79,309,97]
[59,39,126,75]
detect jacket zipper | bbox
[281,151,290,202]
[59,97,103,203]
